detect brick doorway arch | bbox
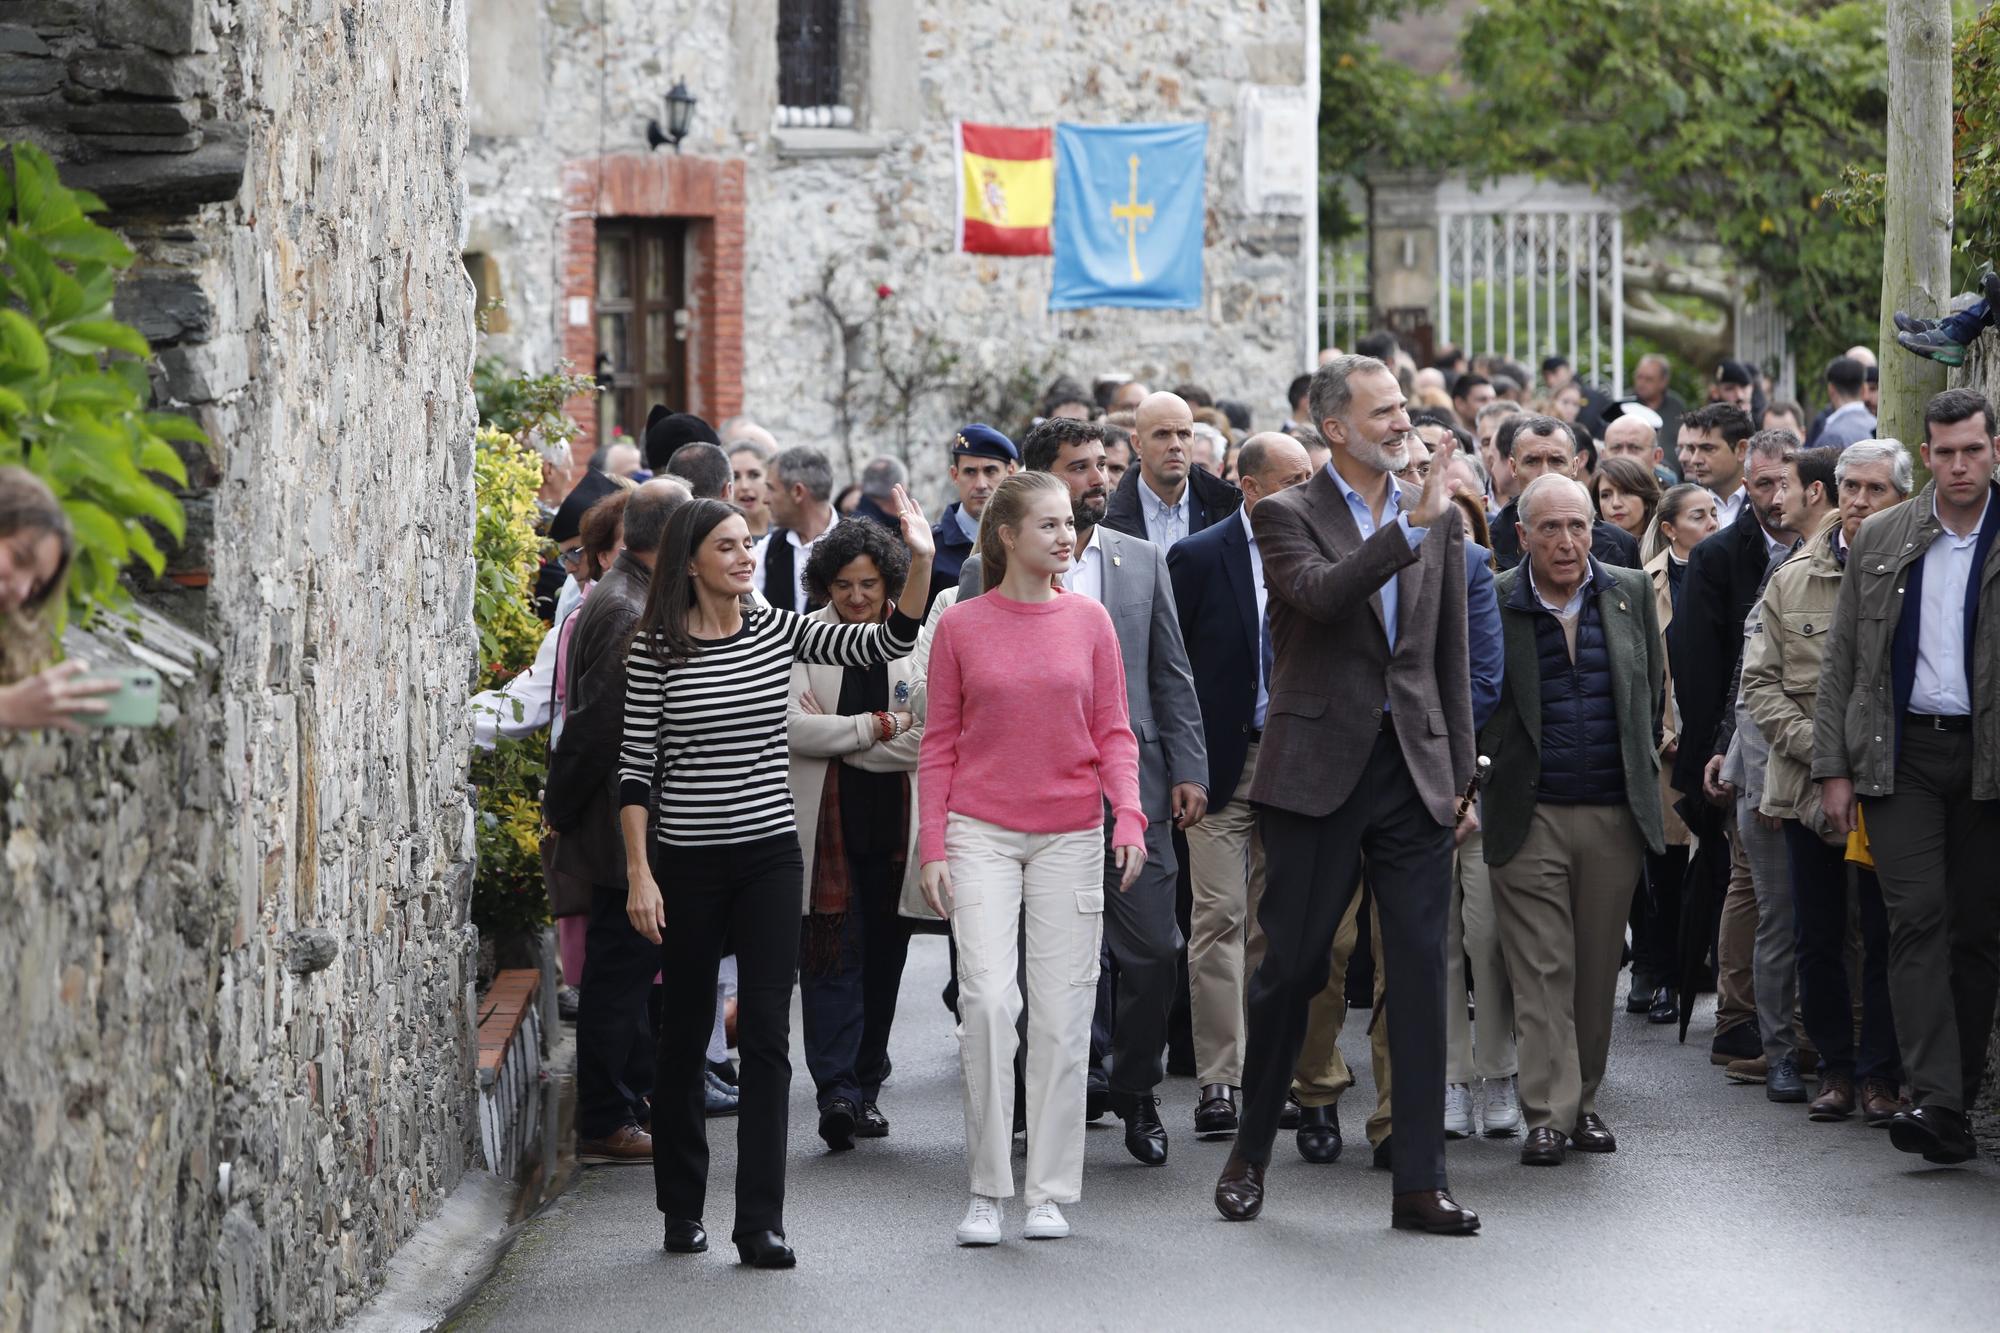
[560,153,744,463]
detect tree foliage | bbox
[1455,0,1890,374]
[1318,0,1457,239]
[0,143,206,624]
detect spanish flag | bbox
[956,122,1054,256]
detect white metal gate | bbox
[1320,236,1370,356]
[1435,177,1627,396]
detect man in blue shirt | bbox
[925,424,1015,610]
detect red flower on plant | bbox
[876,283,894,300]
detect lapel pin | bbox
[1112,554,1122,566]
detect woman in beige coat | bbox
[1631,484,1719,1021]
[785,520,925,1150]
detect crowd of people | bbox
[466,327,2000,1267]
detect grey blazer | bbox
[959,528,1207,819]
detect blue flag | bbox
[1050,122,1207,311]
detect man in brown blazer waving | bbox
[1213,354,1481,1236]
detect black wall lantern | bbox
[647,79,697,153]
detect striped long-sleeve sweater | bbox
[619,604,921,847]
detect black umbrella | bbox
[1673,792,1731,1042]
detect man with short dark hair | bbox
[752,445,837,612]
[1103,391,1243,550]
[1809,356,1876,450]
[664,440,733,500]
[1670,425,1801,1070]
[1452,373,1495,428]
[1286,372,1314,430]
[1815,389,2000,1165]
[1487,415,1641,572]
[851,455,908,531]
[1684,403,1755,528]
[551,477,691,1165]
[1101,420,1134,488]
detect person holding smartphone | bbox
[616,488,933,1270]
[920,470,1146,1247]
[0,468,118,731]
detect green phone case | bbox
[78,667,162,728]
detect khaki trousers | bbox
[945,814,1103,1205]
[1492,802,1642,1135]
[1186,742,1266,1087]
[1714,817,1758,1036]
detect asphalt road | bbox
[453,936,2000,1330]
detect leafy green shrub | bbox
[0,143,205,625]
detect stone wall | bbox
[0,1,480,1329]
[465,0,1315,478]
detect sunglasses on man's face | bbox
[558,544,586,569]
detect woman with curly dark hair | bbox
[784,519,923,1151]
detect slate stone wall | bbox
[0,1,481,1328]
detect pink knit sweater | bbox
[918,588,1145,863]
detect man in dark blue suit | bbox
[925,423,1016,611]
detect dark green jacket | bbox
[1480,559,1666,867]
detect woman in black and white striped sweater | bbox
[618,491,933,1269]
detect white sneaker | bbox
[1023,1201,1071,1240]
[956,1195,1003,1246]
[1444,1082,1474,1139]
[1483,1075,1522,1137]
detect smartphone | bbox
[76,667,163,728]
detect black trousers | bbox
[1862,725,2000,1113]
[649,834,803,1237]
[799,854,913,1110]
[575,883,659,1139]
[1632,844,1688,990]
[1240,725,1453,1194]
[1784,821,1899,1082]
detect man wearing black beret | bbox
[926,424,1017,611]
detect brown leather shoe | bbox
[1724,1055,1767,1084]
[1213,1153,1265,1221]
[1194,1084,1239,1136]
[1808,1072,1856,1121]
[1569,1112,1616,1153]
[1520,1126,1565,1165]
[1859,1077,1907,1126]
[577,1123,653,1164]
[1392,1189,1481,1235]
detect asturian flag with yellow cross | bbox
[1050,122,1207,311]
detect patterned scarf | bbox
[803,761,911,974]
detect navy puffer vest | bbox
[1534,595,1626,804]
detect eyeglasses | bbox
[557,545,586,569]
[1399,462,1432,481]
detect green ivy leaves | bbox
[0,142,207,625]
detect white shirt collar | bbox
[1933,487,1993,543]
[1239,505,1256,544]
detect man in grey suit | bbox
[1213,354,1482,1235]
[959,415,1209,1165]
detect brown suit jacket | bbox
[1246,464,1474,824]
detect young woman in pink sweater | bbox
[918,471,1146,1246]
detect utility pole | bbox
[1877,0,1954,448]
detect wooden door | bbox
[595,219,688,444]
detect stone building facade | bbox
[464,0,1318,480]
[0,2,479,1329]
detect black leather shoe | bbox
[1277,1094,1302,1130]
[818,1098,857,1152]
[1710,1024,1759,1065]
[1296,1104,1342,1164]
[1115,1093,1169,1165]
[662,1218,707,1253]
[1626,981,1654,1014]
[1194,1084,1239,1137]
[1766,1056,1808,1103]
[1521,1126,1566,1165]
[1888,1104,1978,1165]
[1569,1112,1616,1153]
[855,1101,889,1138]
[734,1230,796,1269]
[1647,987,1679,1025]
[1392,1189,1481,1235]
[1370,1134,1393,1171]
[1214,1153,1266,1220]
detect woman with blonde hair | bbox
[919,469,1145,1247]
[0,467,117,731]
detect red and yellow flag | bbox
[955,122,1054,256]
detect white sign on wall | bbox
[1240,85,1316,217]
